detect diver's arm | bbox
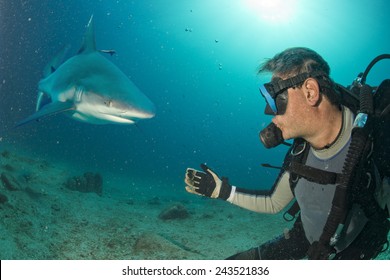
[185,164,294,214]
[227,172,294,214]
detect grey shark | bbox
[16,16,155,127]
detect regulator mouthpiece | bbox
[259,122,284,149]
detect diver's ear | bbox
[303,78,321,106]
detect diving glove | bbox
[185,164,231,200]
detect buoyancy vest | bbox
[292,107,368,251]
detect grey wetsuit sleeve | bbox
[226,172,294,214]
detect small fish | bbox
[99,49,116,56]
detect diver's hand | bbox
[184,164,231,199]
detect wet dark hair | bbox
[258,47,340,106]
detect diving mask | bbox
[259,71,326,115]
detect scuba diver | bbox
[184,47,390,259]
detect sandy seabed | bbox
[0,144,389,260]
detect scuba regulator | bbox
[259,122,284,149]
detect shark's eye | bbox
[104,99,113,107]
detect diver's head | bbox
[258,47,339,116]
[257,47,340,148]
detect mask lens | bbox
[275,90,288,115]
[259,84,288,115]
[259,84,277,114]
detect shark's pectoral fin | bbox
[15,102,75,127]
[36,92,52,111]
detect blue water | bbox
[0,0,389,259]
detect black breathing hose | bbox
[360,54,390,84]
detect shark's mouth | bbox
[101,114,136,124]
[96,110,141,123]
[71,111,135,124]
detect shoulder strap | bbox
[283,138,308,221]
[285,139,341,187]
[286,138,309,189]
[289,162,339,185]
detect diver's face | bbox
[272,86,308,140]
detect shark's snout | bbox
[110,95,155,120]
[140,101,156,119]
[121,102,156,123]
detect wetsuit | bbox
[226,106,389,259]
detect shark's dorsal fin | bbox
[78,15,96,54]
